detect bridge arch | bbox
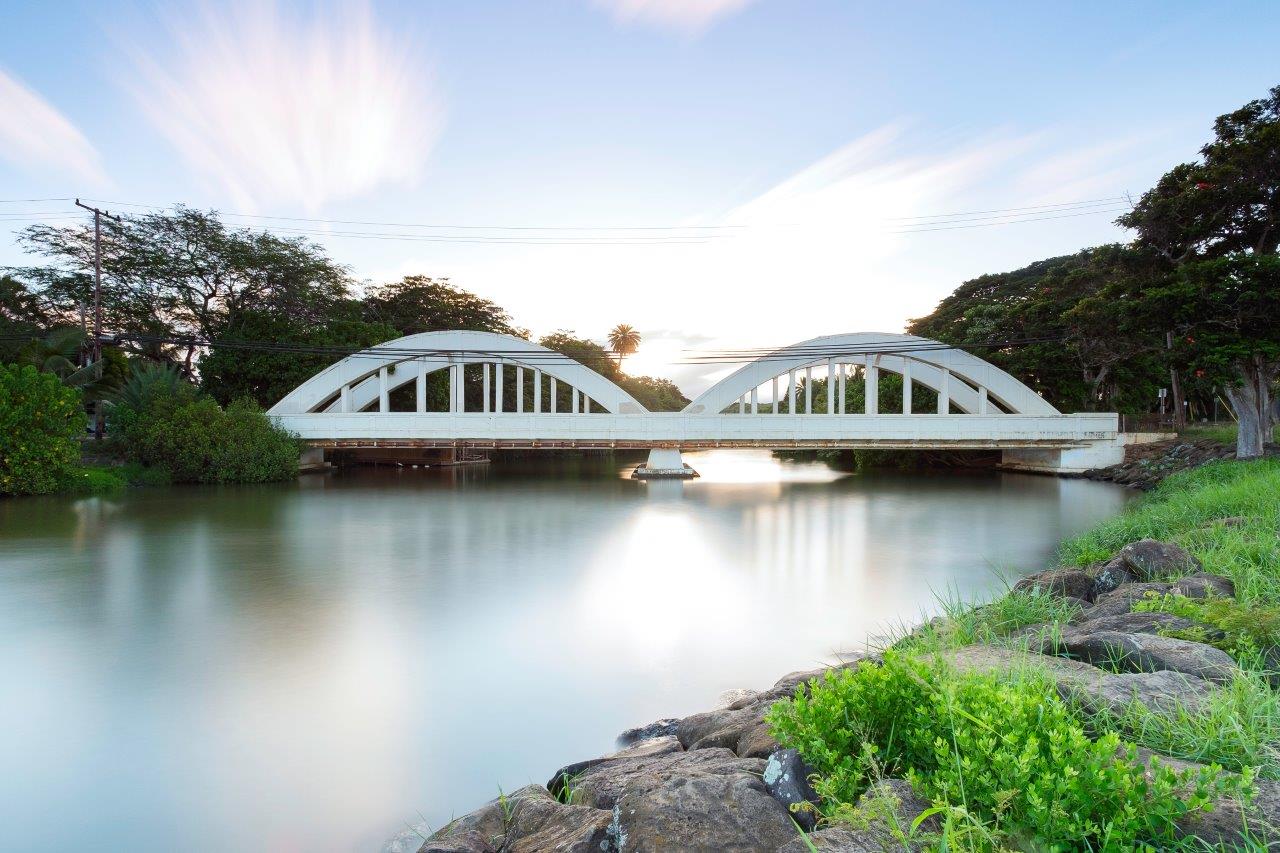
[681,332,1058,416]
[268,330,648,415]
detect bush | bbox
[767,651,1246,849]
[110,365,301,484]
[0,363,85,495]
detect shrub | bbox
[109,365,301,484]
[1133,591,1280,660]
[0,363,85,495]
[767,651,1247,849]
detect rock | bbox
[774,779,936,852]
[1082,582,1174,619]
[1172,572,1235,599]
[1053,629,1237,683]
[424,784,548,851]
[416,831,496,852]
[503,798,612,853]
[1087,556,1136,597]
[769,654,877,700]
[609,771,799,852]
[771,667,829,695]
[1013,568,1097,602]
[735,722,780,759]
[716,688,759,709]
[677,703,763,750]
[616,718,679,748]
[1074,669,1215,717]
[938,645,1215,717]
[547,736,683,797]
[383,824,434,853]
[1118,539,1202,581]
[571,746,763,811]
[763,748,820,830]
[1057,611,1209,639]
[1175,777,1280,845]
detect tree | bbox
[1118,85,1280,457]
[0,364,85,495]
[363,275,522,337]
[607,324,641,367]
[908,247,1165,413]
[13,207,351,374]
[538,330,690,411]
[197,309,397,408]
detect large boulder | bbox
[1175,776,1280,845]
[1117,539,1202,581]
[1082,582,1175,619]
[571,746,763,811]
[1013,568,1097,602]
[938,645,1215,717]
[1049,611,1209,640]
[503,797,613,853]
[416,832,495,853]
[616,718,679,748]
[548,736,683,796]
[608,770,799,852]
[1086,556,1136,597]
[1172,572,1236,599]
[423,784,548,851]
[763,748,820,830]
[1053,629,1237,683]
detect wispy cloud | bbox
[122,1,441,211]
[0,67,106,185]
[591,0,756,36]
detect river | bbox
[0,450,1132,852]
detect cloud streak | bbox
[591,0,756,35]
[123,1,441,210]
[0,67,106,185]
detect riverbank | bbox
[404,459,1280,851]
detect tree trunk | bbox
[1224,356,1275,459]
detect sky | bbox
[1,0,1277,394]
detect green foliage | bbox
[199,309,397,407]
[110,365,300,484]
[1062,459,1280,604]
[618,374,689,412]
[538,330,690,411]
[0,363,85,495]
[893,587,1080,654]
[1081,660,1280,781]
[60,465,129,494]
[363,275,521,337]
[767,651,1247,850]
[1134,591,1280,659]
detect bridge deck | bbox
[272,412,1118,451]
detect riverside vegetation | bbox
[407,458,1280,852]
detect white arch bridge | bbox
[267,331,1125,476]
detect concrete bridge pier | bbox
[1000,440,1125,475]
[631,447,699,480]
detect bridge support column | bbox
[1000,441,1125,475]
[631,448,699,480]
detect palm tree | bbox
[607,324,641,368]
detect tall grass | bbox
[1061,460,1280,603]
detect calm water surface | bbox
[0,450,1132,852]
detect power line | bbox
[890,196,1127,221]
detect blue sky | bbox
[1,0,1276,391]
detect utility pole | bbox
[74,199,121,438]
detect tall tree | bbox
[13,207,351,374]
[607,324,641,367]
[363,275,522,337]
[1118,85,1280,456]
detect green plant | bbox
[767,651,1247,850]
[1134,591,1280,660]
[61,465,128,494]
[0,363,86,495]
[109,364,300,484]
[1062,460,1280,604]
[891,586,1080,654]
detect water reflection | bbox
[0,451,1131,852]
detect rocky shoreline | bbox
[390,534,1277,852]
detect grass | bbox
[1179,422,1280,447]
[1061,459,1280,604]
[776,458,1280,850]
